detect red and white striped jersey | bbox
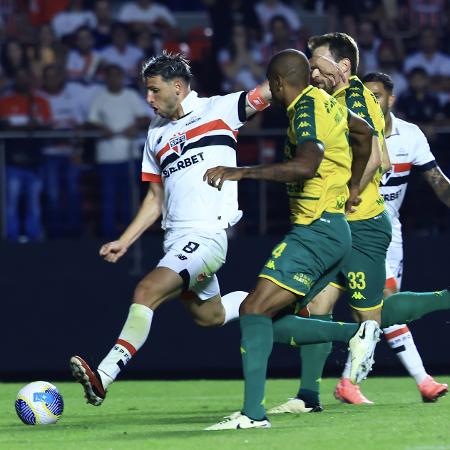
[142,90,246,230]
[380,113,436,230]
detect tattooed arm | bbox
[422,166,450,207]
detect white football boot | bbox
[267,398,313,414]
[348,320,382,383]
[205,413,271,430]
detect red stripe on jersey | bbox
[116,339,137,356]
[155,119,236,162]
[393,163,412,173]
[142,172,162,182]
[384,326,410,340]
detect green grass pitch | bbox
[1,377,449,450]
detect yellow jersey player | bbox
[205,49,381,430]
[269,32,392,413]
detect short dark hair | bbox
[362,72,394,93]
[141,51,193,83]
[308,32,359,75]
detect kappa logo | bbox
[156,135,162,145]
[352,292,366,300]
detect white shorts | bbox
[386,237,403,289]
[157,228,227,300]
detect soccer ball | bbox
[15,381,64,425]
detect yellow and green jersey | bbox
[333,75,385,221]
[286,85,352,225]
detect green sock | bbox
[297,314,332,406]
[240,314,273,420]
[273,314,358,345]
[381,289,450,328]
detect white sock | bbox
[341,352,352,379]
[97,303,154,388]
[221,291,247,325]
[383,324,427,384]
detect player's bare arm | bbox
[100,182,164,263]
[204,140,324,190]
[346,109,373,212]
[357,135,382,193]
[381,138,391,174]
[423,166,450,207]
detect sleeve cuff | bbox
[416,160,437,172]
[141,172,162,182]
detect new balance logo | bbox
[175,253,188,260]
[352,292,366,300]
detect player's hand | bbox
[203,166,244,190]
[99,240,128,263]
[346,186,362,214]
[309,55,345,87]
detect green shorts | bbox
[259,212,351,310]
[333,211,392,311]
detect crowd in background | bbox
[0,0,449,241]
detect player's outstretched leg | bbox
[268,314,332,414]
[381,288,450,327]
[70,303,154,405]
[383,324,448,402]
[267,317,381,415]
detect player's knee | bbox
[133,280,161,309]
[239,294,269,316]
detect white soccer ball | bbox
[15,381,64,425]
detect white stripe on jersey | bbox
[141,90,246,230]
[380,113,436,229]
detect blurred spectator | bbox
[260,15,305,66]
[338,14,358,37]
[100,23,144,85]
[396,67,443,142]
[92,0,113,49]
[0,68,51,242]
[357,19,381,74]
[29,0,69,27]
[27,24,66,82]
[204,0,262,52]
[376,40,408,96]
[217,23,264,93]
[1,39,29,80]
[404,27,450,103]
[135,28,162,59]
[407,0,446,29]
[87,64,151,238]
[66,26,102,83]
[51,0,96,40]
[41,64,88,237]
[117,0,177,37]
[255,0,301,41]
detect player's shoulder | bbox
[393,115,424,136]
[208,90,245,106]
[148,114,169,132]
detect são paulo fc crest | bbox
[169,133,186,154]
